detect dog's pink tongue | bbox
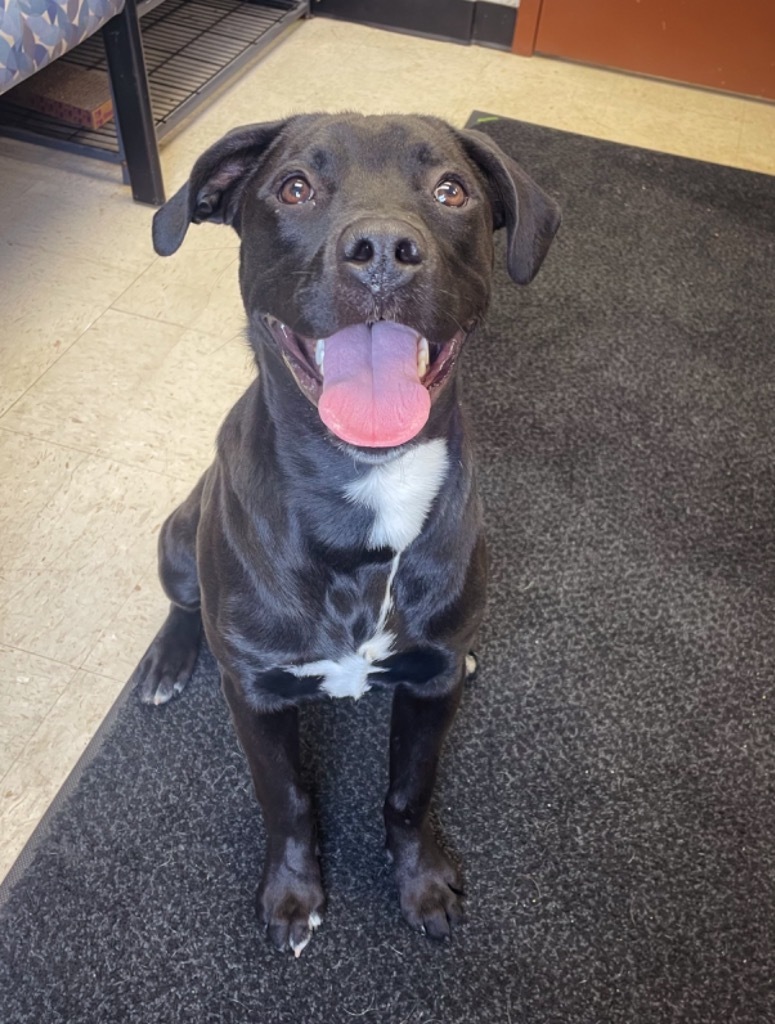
[318,322,430,447]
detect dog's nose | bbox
[338,218,425,294]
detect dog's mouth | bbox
[264,317,469,448]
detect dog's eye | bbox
[433,178,468,208]
[279,176,314,205]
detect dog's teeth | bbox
[315,339,325,369]
[417,338,430,378]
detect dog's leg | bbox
[222,673,324,957]
[384,679,465,939]
[133,479,204,704]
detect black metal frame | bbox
[0,0,309,206]
[103,0,165,205]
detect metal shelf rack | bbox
[0,0,307,198]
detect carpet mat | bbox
[2,114,774,1024]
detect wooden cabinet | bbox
[514,0,775,102]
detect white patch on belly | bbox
[287,554,401,700]
[289,628,394,699]
[345,438,448,552]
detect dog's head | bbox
[153,113,560,450]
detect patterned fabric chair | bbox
[0,0,164,203]
[0,0,123,93]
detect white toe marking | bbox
[465,654,477,677]
[345,439,448,552]
[290,913,322,957]
[291,933,311,958]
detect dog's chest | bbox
[287,440,449,699]
[344,438,448,552]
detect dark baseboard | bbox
[472,2,516,50]
[311,0,475,45]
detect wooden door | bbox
[514,0,775,102]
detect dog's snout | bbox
[342,233,423,267]
[338,219,426,294]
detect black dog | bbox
[133,113,559,956]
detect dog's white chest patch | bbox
[288,553,401,700]
[344,439,449,552]
[289,629,395,699]
[282,443,447,700]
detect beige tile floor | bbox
[1,16,773,882]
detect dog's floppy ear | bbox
[459,128,561,285]
[152,119,292,257]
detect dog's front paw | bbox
[257,848,325,957]
[392,834,465,940]
[132,607,201,706]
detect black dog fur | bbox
[132,113,560,956]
